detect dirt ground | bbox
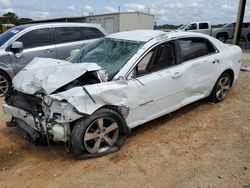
[0,54,249,188]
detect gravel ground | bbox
[0,53,249,188]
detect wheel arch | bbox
[0,61,15,80]
[216,32,229,39]
[0,68,12,81]
[94,105,131,134]
[222,69,234,86]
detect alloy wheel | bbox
[0,75,9,96]
[216,76,231,101]
[83,117,119,154]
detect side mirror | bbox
[10,41,23,52]
[10,41,23,58]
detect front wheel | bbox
[0,71,11,97]
[71,108,128,159]
[209,72,232,103]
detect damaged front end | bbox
[2,58,108,145]
[3,91,83,144]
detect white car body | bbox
[2,30,242,156]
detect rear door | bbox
[176,37,220,105]
[10,27,56,74]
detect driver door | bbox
[125,41,186,128]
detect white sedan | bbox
[2,30,242,158]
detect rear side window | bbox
[17,28,52,49]
[199,23,209,29]
[79,27,104,40]
[54,27,82,44]
[178,37,216,62]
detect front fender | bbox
[0,62,15,79]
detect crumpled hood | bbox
[13,57,102,95]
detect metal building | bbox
[32,12,154,34]
[85,12,154,34]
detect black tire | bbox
[247,33,250,42]
[0,70,12,97]
[208,72,232,103]
[71,108,128,159]
[216,34,227,43]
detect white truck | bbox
[178,21,250,42]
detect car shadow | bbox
[0,99,210,163]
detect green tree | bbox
[3,12,19,25]
[19,18,33,24]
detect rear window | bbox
[79,27,104,40]
[54,27,82,44]
[178,37,216,62]
[17,28,52,49]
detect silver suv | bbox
[0,23,107,96]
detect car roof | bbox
[107,30,167,42]
[107,30,214,42]
[12,22,102,30]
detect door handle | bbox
[44,49,54,53]
[172,72,183,79]
[213,59,220,64]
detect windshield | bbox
[0,26,26,47]
[69,37,145,80]
[178,24,187,30]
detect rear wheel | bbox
[71,108,128,159]
[209,72,232,103]
[216,34,227,43]
[0,71,11,97]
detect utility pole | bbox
[233,0,247,45]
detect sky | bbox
[0,0,250,25]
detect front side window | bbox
[54,27,82,44]
[69,37,145,80]
[17,28,52,49]
[178,37,216,62]
[135,42,176,76]
[136,50,154,74]
[186,23,197,30]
